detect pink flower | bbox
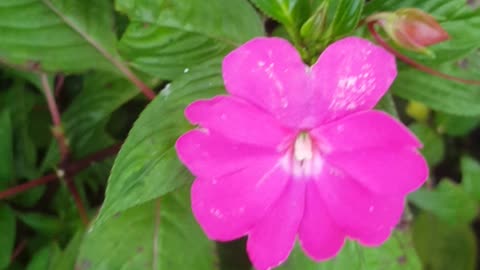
[175,37,428,270]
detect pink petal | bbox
[176,130,277,178]
[191,156,289,241]
[298,182,345,261]
[222,37,315,129]
[326,148,428,195]
[185,96,293,147]
[311,37,397,123]
[311,110,421,153]
[247,180,305,270]
[315,163,405,246]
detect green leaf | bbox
[323,0,364,42]
[0,205,16,269]
[78,186,216,270]
[0,109,14,189]
[391,61,480,116]
[435,112,480,137]
[116,0,263,79]
[375,92,399,118]
[62,73,140,157]
[409,123,445,166]
[26,244,61,270]
[364,0,480,64]
[17,212,64,236]
[250,0,312,28]
[0,0,120,73]
[41,73,139,171]
[95,58,224,226]
[277,230,420,269]
[413,212,477,270]
[409,180,477,225]
[461,156,480,201]
[49,230,84,270]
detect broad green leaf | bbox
[250,0,312,28]
[95,58,224,226]
[435,112,480,137]
[0,0,119,73]
[0,205,15,269]
[391,62,480,116]
[364,0,480,64]
[409,180,477,225]
[277,230,420,269]
[461,156,480,201]
[50,230,84,270]
[78,186,216,270]
[0,109,14,189]
[117,0,263,79]
[413,212,477,270]
[17,212,64,236]
[26,244,61,270]
[409,123,445,166]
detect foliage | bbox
[0,0,480,269]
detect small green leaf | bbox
[78,186,216,270]
[323,0,364,42]
[17,212,64,236]
[277,229,420,269]
[409,123,445,166]
[413,212,477,270]
[409,180,478,225]
[117,0,263,79]
[461,156,480,201]
[26,244,61,270]
[95,58,224,226]
[250,0,312,28]
[0,205,16,269]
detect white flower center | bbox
[294,133,313,162]
[282,132,323,179]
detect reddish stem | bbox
[0,174,57,199]
[10,239,27,262]
[0,143,121,200]
[63,176,89,225]
[368,21,480,85]
[54,74,65,97]
[40,73,70,160]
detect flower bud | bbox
[367,8,449,54]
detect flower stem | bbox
[40,73,69,161]
[368,21,480,85]
[0,143,121,200]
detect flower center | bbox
[282,132,323,179]
[293,132,313,162]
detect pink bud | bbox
[368,8,449,53]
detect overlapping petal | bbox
[222,37,396,128]
[326,148,428,195]
[298,182,345,261]
[310,37,397,123]
[247,181,305,270]
[315,163,405,246]
[191,156,289,241]
[185,96,293,147]
[176,130,277,178]
[311,110,421,153]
